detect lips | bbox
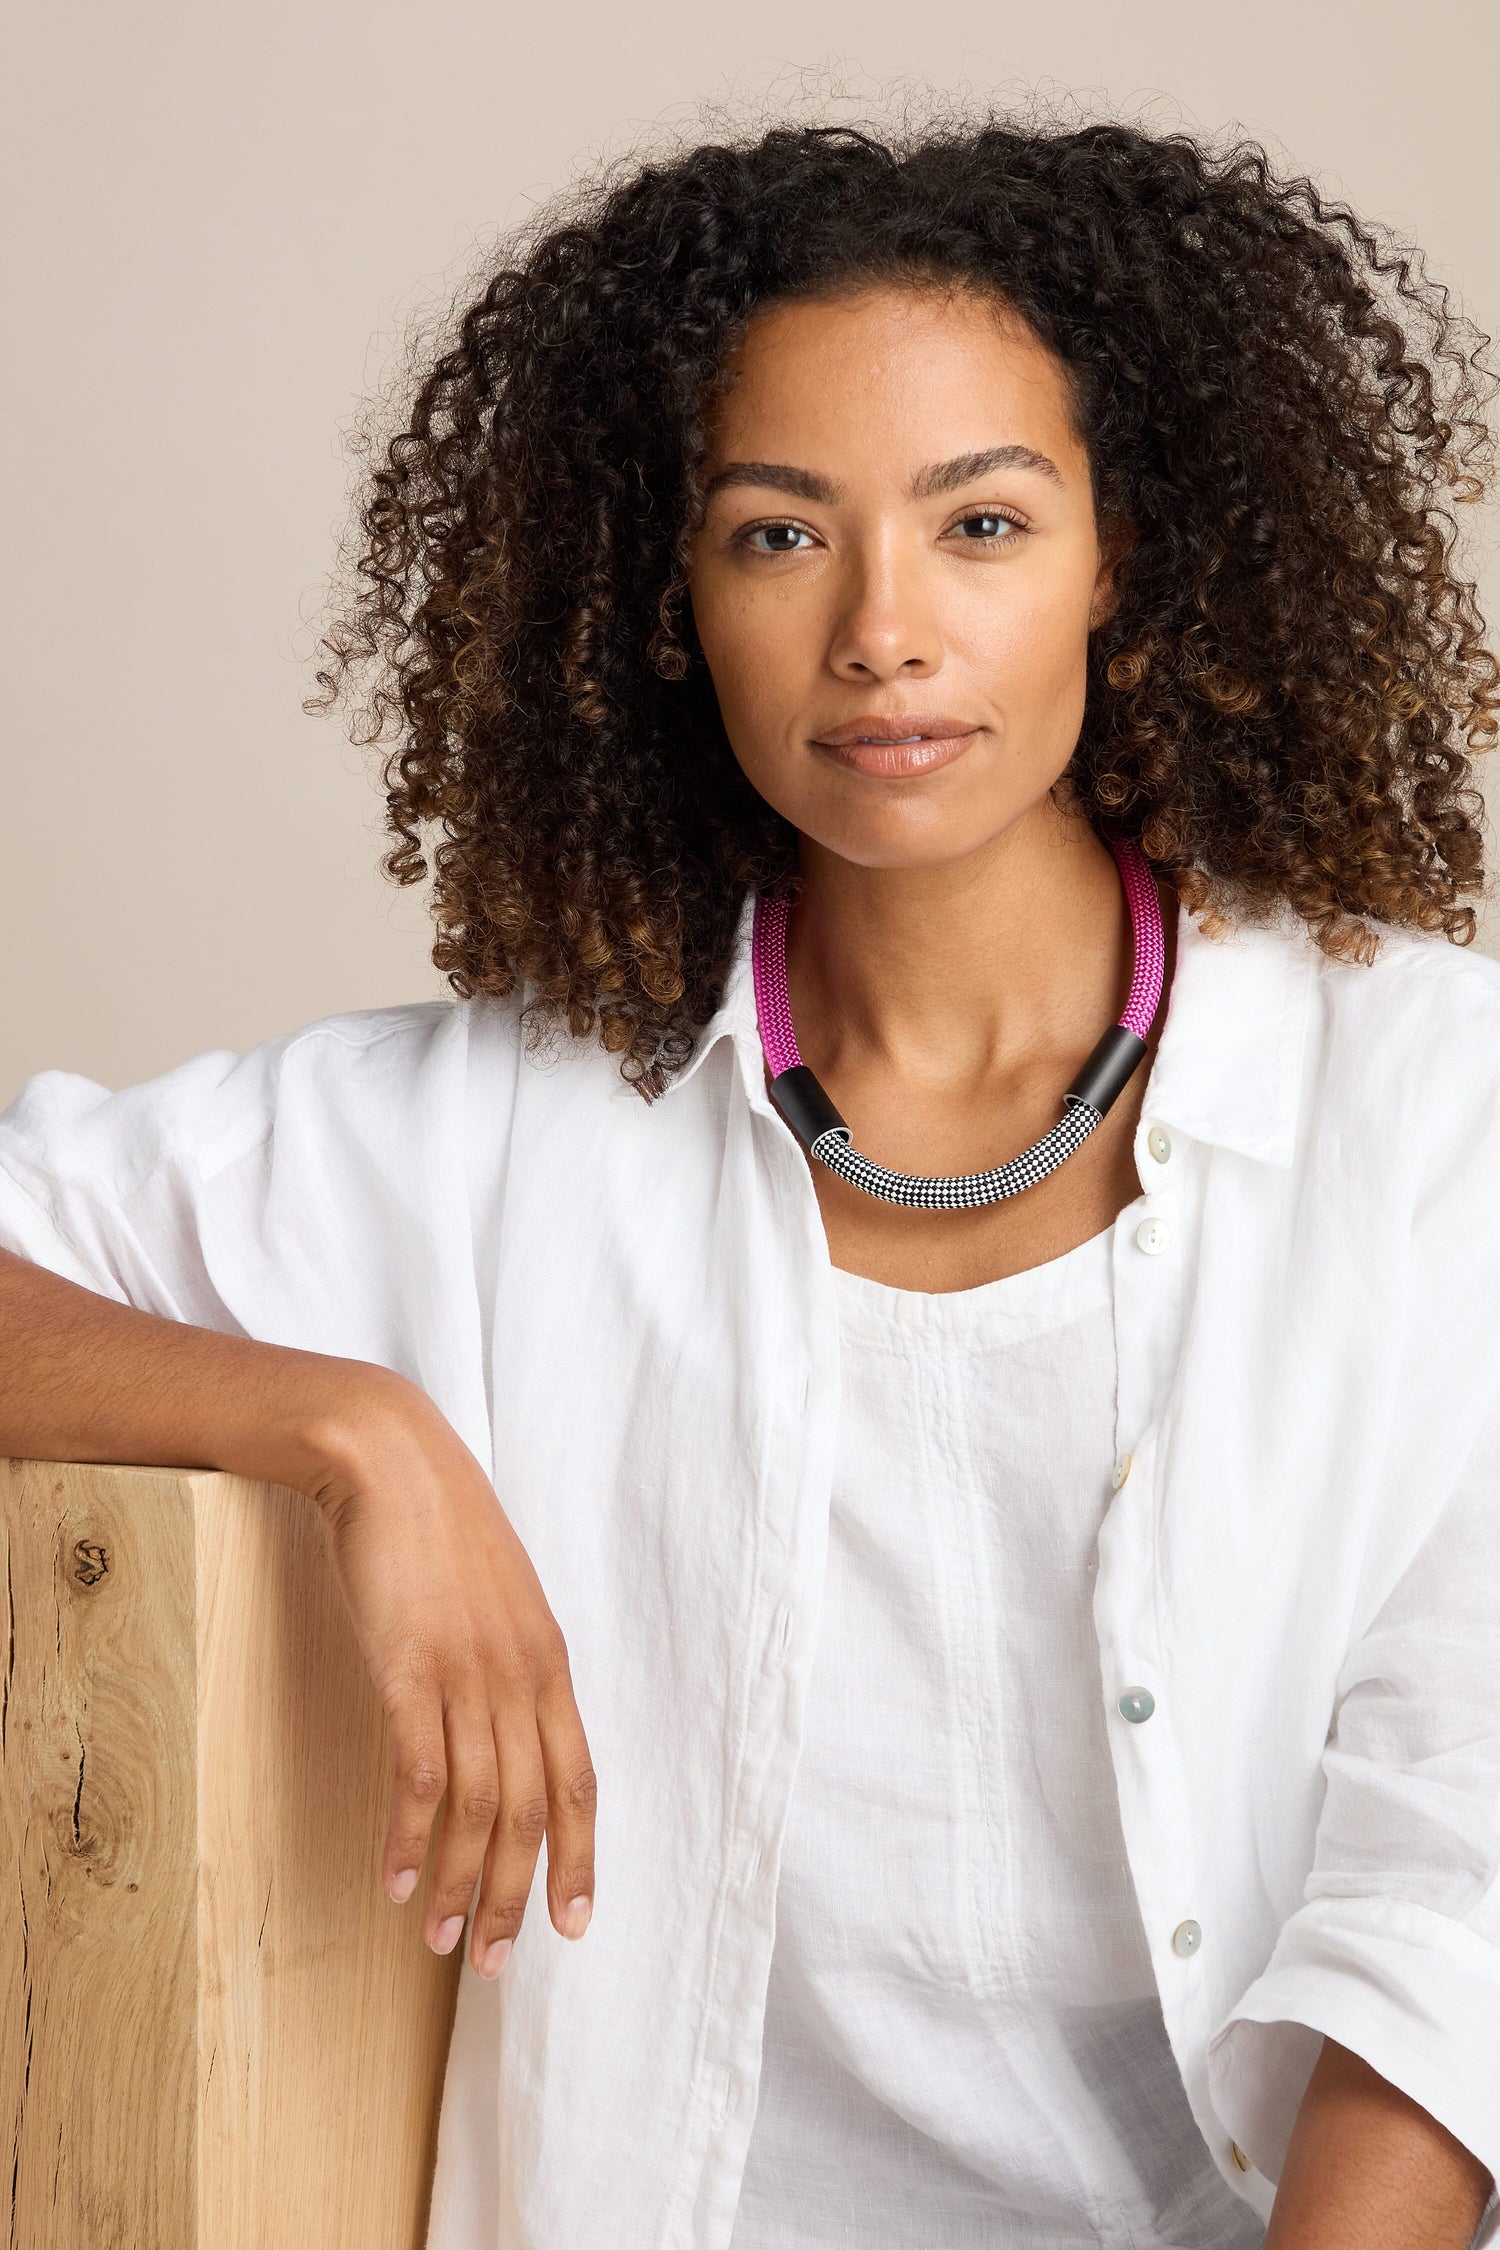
[811,714,978,747]
[809,713,982,778]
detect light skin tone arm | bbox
[686,280,1492,2235]
[0,1244,597,1982]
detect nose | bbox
[825,536,943,683]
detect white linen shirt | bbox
[2,887,1500,2249]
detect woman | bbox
[2,110,1498,2249]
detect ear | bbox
[1089,516,1136,631]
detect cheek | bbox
[951,560,1096,689]
[692,583,817,733]
[688,601,813,820]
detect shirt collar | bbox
[1136,894,1315,1169]
[657,890,763,1106]
[662,883,1316,1171]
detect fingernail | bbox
[561,1894,592,1940]
[433,1915,465,1954]
[479,1937,512,1978]
[389,1868,418,1904]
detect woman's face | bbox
[686,282,1127,871]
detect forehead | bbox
[703,283,1085,469]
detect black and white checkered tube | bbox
[806,1100,1105,1209]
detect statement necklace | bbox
[751,832,1166,1210]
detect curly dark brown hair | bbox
[309,107,1499,1096]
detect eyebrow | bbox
[701,443,1064,508]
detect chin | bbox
[800,818,1006,872]
[781,758,1043,873]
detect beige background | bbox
[2,1,1496,1103]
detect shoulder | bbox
[0,998,490,1196]
[1297,925,1500,1285]
[1308,922,1500,1122]
[1316,917,1500,1019]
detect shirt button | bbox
[1110,1451,1133,1490]
[1147,1124,1173,1164]
[1229,2140,1252,2173]
[1136,1217,1170,1256]
[1172,1919,1203,1958]
[1117,1686,1156,1724]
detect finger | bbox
[382,1679,449,1906]
[470,1709,550,1977]
[423,1692,501,1955]
[537,1661,597,1940]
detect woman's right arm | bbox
[0,1244,597,1981]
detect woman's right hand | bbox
[0,1251,585,1980]
[300,1367,597,1981]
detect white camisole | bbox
[728,1225,1266,2249]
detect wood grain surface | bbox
[1,1458,464,2250]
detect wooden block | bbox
[1,1459,463,2250]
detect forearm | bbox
[0,1245,396,1500]
[1265,2035,1493,2250]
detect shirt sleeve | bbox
[1205,1367,1500,2225]
[0,1004,502,1465]
[0,1049,262,1325]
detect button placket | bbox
[1134,1114,1175,1196]
[1099,1164,1233,2183]
[1105,1168,1187,1540]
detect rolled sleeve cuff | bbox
[1206,1892,1500,2240]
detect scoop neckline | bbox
[830,1219,1117,1347]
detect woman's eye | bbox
[949,511,1024,543]
[740,522,815,555]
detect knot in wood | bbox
[71,1540,109,1587]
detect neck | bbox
[785,798,1152,1093]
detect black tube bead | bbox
[1063,1024,1150,1117]
[769,1065,850,1151]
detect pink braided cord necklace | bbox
[751,831,1166,1209]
